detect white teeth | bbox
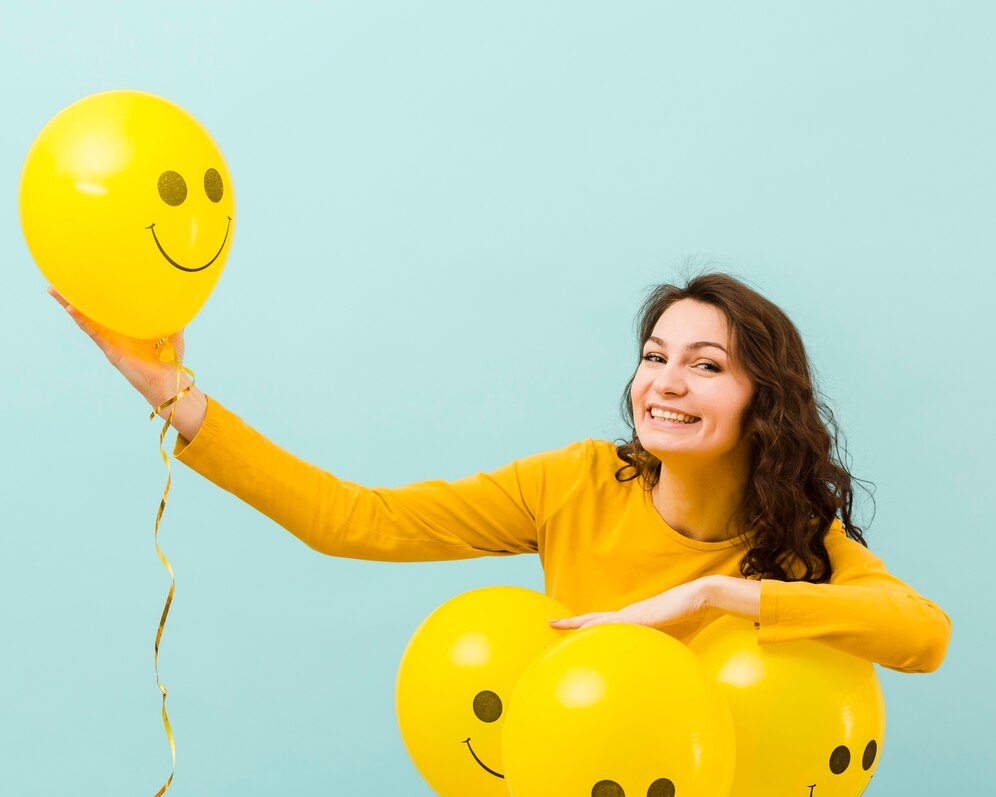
[650,408,699,423]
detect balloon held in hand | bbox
[20,90,235,339]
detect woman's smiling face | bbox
[631,299,754,463]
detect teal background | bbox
[2,1,991,793]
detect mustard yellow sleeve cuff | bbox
[757,579,781,642]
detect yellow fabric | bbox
[176,397,950,673]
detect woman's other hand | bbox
[49,286,207,440]
[548,576,761,631]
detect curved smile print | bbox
[461,738,504,778]
[146,216,233,273]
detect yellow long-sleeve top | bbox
[176,398,950,674]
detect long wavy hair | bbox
[615,273,870,583]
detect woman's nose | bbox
[653,361,687,394]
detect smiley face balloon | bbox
[20,90,234,339]
[502,624,736,797]
[396,587,569,797]
[689,616,885,797]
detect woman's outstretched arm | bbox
[51,286,587,561]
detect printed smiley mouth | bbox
[461,738,504,778]
[146,216,232,273]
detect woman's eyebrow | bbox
[646,336,728,354]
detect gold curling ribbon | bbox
[148,338,193,797]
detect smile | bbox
[461,738,504,778]
[146,216,232,272]
[647,410,701,426]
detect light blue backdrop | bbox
[2,1,990,794]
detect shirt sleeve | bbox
[756,523,951,673]
[174,396,587,562]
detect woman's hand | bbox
[49,286,207,440]
[548,576,761,632]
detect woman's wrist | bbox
[155,383,208,442]
[702,575,762,623]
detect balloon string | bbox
[149,339,193,797]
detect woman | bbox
[51,273,950,672]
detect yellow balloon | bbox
[396,587,570,797]
[502,624,736,797]
[19,90,235,338]
[689,616,886,797]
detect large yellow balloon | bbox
[396,587,569,797]
[689,616,886,797]
[502,624,736,797]
[20,90,235,339]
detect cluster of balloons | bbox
[20,90,234,339]
[396,588,885,797]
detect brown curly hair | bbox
[615,273,869,583]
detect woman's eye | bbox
[642,353,665,363]
[696,362,720,372]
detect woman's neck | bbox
[652,452,750,543]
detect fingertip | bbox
[48,286,68,307]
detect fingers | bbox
[549,613,611,629]
[577,617,616,629]
[49,286,188,365]
[48,285,69,308]
[64,302,98,338]
[50,286,114,355]
[49,285,88,330]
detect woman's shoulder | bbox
[506,438,624,492]
[501,439,630,523]
[546,438,623,470]
[585,438,629,472]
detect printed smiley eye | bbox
[157,170,187,206]
[591,781,625,797]
[472,690,502,723]
[862,739,878,771]
[204,167,224,202]
[647,777,676,797]
[829,744,851,775]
